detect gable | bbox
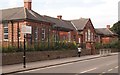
[71,18,90,31]
[84,19,95,33]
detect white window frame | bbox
[34,27,38,41]
[85,32,87,42]
[91,33,94,41]
[4,23,8,41]
[42,28,45,41]
[68,32,71,42]
[88,29,91,41]
[79,38,81,43]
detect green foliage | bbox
[2,46,17,53]
[25,41,77,51]
[111,21,120,40]
[95,43,102,49]
[2,41,77,53]
[95,40,120,50]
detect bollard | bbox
[100,50,101,56]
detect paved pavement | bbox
[17,54,118,74]
[2,52,118,74]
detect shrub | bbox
[95,43,102,49]
[95,40,120,50]
[2,41,78,53]
[2,46,17,53]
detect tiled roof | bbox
[43,15,76,31]
[1,7,51,23]
[95,28,117,36]
[71,18,89,30]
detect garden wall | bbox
[2,49,92,65]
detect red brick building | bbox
[0,0,118,52]
[43,15,76,42]
[0,0,77,49]
[95,25,118,44]
[71,18,96,50]
[0,0,53,47]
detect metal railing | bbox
[99,49,111,56]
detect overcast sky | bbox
[0,0,119,28]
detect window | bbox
[4,28,8,33]
[79,38,81,43]
[18,28,20,38]
[4,35,8,39]
[34,27,38,42]
[88,29,91,41]
[54,34,57,42]
[91,33,94,41]
[4,23,8,40]
[63,36,66,41]
[73,35,76,41]
[68,32,71,42]
[85,32,87,42]
[42,28,45,40]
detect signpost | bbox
[22,25,31,68]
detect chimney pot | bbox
[57,15,62,19]
[24,0,32,10]
[107,25,110,29]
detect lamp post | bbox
[23,34,26,68]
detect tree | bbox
[111,21,120,40]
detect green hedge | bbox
[2,42,77,53]
[95,40,120,50]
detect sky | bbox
[0,0,119,28]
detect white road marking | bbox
[108,69,113,72]
[80,68,97,73]
[17,56,116,74]
[18,58,100,73]
[102,71,106,74]
[18,62,76,73]
[99,72,106,75]
[115,66,118,69]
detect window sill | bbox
[4,39,9,41]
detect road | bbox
[15,55,119,75]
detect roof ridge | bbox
[70,18,89,21]
[1,7,23,11]
[71,22,78,30]
[44,15,61,20]
[106,28,114,34]
[24,7,27,19]
[44,15,68,22]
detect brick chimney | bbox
[107,25,110,29]
[24,0,32,10]
[57,15,62,19]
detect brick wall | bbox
[2,49,92,65]
[102,36,118,44]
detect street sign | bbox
[22,25,32,34]
[21,25,32,68]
